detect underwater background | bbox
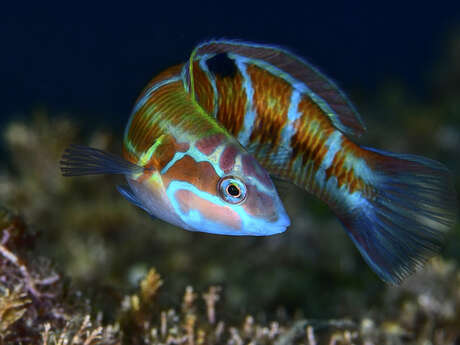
[1,2,460,344]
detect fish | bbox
[60,40,457,284]
[179,40,457,284]
[60,66,290,237]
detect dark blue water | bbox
[2,2,459,130]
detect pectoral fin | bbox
[60,145,143,176]
[116,184,151,215]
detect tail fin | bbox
[337,147,457,284]
[60,145,143,176]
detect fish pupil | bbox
[206,53,237,78]
[227,184,240,197]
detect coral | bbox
[0,286,30,335]
[1,205,460,344]
[40,316,120,345]
[0,208,120,344]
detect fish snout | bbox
[240,183,290,236]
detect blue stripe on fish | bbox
[160,142,225,176]
[166,180,289,236]
[232,56,257,146]
[315,131,343,190]
[191,40,366,137]
[321,131,343,170]
[279,89,302,155]
[198,55,219,116]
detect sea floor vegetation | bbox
[1,206,460,344]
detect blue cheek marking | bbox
[161,152,188,175]
[165,180,289,236]
[198,54,219,117]
[160,146,225,176]
[166,180,242,235]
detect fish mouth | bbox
[192,213,290,237]
[240,196,291,236]
[239,213,291,236]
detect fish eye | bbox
[227,184,240,197]
[218,176,247,204]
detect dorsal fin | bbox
[189,40,367,137]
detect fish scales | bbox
[189,41,367,137]
[125,80,221,164]
[184,40,456,283]
[124,75,230,188]
[192,60,248,137]
[189,52,367,204]
[189,61,215,115]
[60,40,457,284]
[246,65,290,148]
[118,65,289,236]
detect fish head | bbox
[152,135,290,236]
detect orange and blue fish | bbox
[60,40,457,284]
[62,65,290,236]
